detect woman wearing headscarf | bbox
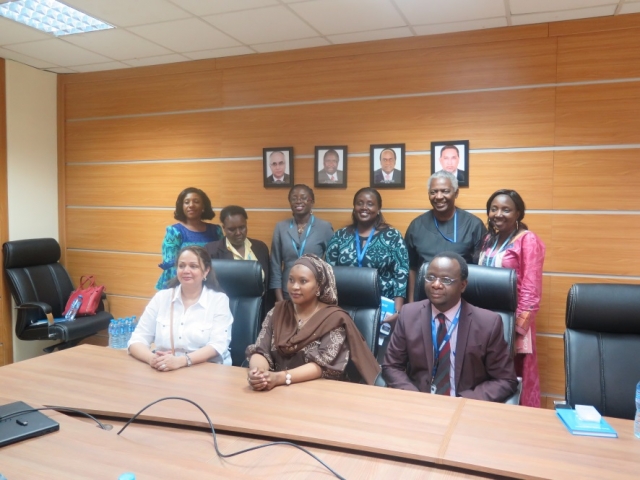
[478,189,545,407]
[246,254,380,390]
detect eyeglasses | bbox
[425,275,458,286]
[290,196,310,203]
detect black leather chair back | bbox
[210,259,264,367]
[416,262,517,355]
[332,266,381,382]
[3,238,112,345]
[564,283,640,420]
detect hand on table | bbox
[247,367,281,391]
[150,351,185,372]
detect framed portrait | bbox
[314,146,347,188]
[431,140,470,188]
[370,143,405,189]
[263,147,294,188]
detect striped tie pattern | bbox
[434,313,451,395]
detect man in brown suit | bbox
[382,251,517,402]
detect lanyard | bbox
[354,228,376,267]
[429,306,461,391]
[433,210,457,243]
[290,215,314,258]
[481,230,516,267]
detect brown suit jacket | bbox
[205,237,270,290]
[382,299,517,402]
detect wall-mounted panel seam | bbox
[66,76,640,123]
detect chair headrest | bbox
[3,238,61,269]
[332,266,380,307]
[417,262,517,311]
[566,283,640,334]
[209,259,264,297]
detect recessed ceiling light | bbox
[0,0,114,36]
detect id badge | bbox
[430,384,437,394]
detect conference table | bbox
[0,345,638,479]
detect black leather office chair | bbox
[332,266,381,383]
[3,238,112,352]
[564,283,640,420]
[209,259,264,367]
[412,262,521,404]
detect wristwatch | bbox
[185,353,192,367]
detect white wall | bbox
[5,60,58,361]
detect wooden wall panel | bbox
[0,58,11,366]
[549,12,640,37]
[537,335,565,396]
[555,82,640,146]
[552,150,640,210]
[66,162,227,208]
[221,88,556,157]
[65,70,222,120]
[66,250,160,298]
[557,28,640,82]
[66,111,222,162]
[551,215,640,276]
[222,38,557,106]
[108,295,151,320]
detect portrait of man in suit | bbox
[315,146,347,188]
[382,251,517,402]
[370,144,405,188]
[264,148,293,187]
[431,141,469,187]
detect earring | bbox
[516,220,520,231]
[204,275,208,281]
[316,291,320,297]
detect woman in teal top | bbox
[156,187,222,289]
[326,187,409,322]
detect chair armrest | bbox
[504,377,522,405]
[17,301,54,325]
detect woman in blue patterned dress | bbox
[326,187,409,323]
[156,187,223,289]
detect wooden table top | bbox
[0,345,638,479]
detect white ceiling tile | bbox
[413,17,507,36]
[203,6,318,44]
[510,0,616,15]
[511,5,616,25]
[71,61,130,72]
[0,17,51,45]
[252,37,330,53]
[395,0,506,24]
[289,0,406,35]
[129,18,240,52]
[168,0,278,16]
[5,39,111,67]
[620,2,640,14]
[63,29,172,60]
[328,27,414,45]
[62,0,191,27]
[122,53,190,67]
[45,67,78,74]
[0,47,58,69]
[184,46,256,60]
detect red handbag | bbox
[63,275,106,317]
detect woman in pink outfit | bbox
[478,189,545,407]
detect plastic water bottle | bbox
[634,380,640,439]
[108,319,116,348]
[65,295,83,321]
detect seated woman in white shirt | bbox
[128,246,233,371]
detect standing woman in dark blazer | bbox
[269,185,333,301]
[205,205,270,290]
